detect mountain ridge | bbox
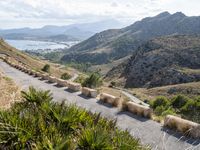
[61,11,200,65]
[0,19,125,42]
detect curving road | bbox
[69,73,79,82]
[0,61,200,150]
[114,87,149,107]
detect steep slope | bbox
[0,38,73,78]
[105,35,200,88]
[61,12,200,65]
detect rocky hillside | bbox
[61,12,200,65]
[106,35,200,88]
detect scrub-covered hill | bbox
[61,12,200,66]
[106,35,200,88]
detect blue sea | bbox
[5,39,78,51]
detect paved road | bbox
[0,61,200,150]
[122,90,149,107]
[69,73,79,82]
[114,87,149,107]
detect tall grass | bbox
[0,87,147,150]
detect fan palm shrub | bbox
[41,64,50,73]
[82,73,103,88]
[0,87,147,150]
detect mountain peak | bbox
[156,11,171,18]
[172,12,186,17]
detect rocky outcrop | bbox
[106,35,200,88]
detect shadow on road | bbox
[45,81,55,84]
[96,100,113,108]
[53,84,64,88]
[39,78,45,81]
[64,88,77,93]
[78,94,91,100]
[117,111,149,122]
[161,127,200,146]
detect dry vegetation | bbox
[0,39,77,78]
[131,82,200,101]
[0,69,21,109]
[89,55,131,75]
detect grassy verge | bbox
[0,87,148,150]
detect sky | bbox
[0,0,200,29]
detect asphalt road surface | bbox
[0,61,200,150]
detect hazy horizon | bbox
[0,0,200,29]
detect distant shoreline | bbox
[5,39,79,51]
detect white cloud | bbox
[0,0,199,29]
[111,2,118,7]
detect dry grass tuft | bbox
[0,69,21,109]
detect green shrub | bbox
[21,86,52,106]
[180,99,200,123]
[181,99,200,113]
[151,95,200,123]
[171,95,189,109]
[154,106,175,116]
[78,128,112,149]
[161,108,175,116]
[154,106,166,116]
[61,73,71,80]
[150,96,170,109]
[0,87,146,149]
[41,64,50,73]
[75,75,86,84]
[82,73,103,88]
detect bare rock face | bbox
[106,35,200,88]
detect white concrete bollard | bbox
[127,101,152,118]
[82,87,98,98]
[100,93,121,107]
[48,76,58,83]
[164,115,200,138]
[56,79,69,87]
[67,82,82,92]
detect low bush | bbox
[154,106,166,116]
[161,108,175,116]
[82,73,103,88]
[74,74,86,84]
[41,64,50,73]
[61,73,71,80]
[171,95,189,109]
[151,95,200,123]
[0,87,146,149]
[150,96,170,109]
